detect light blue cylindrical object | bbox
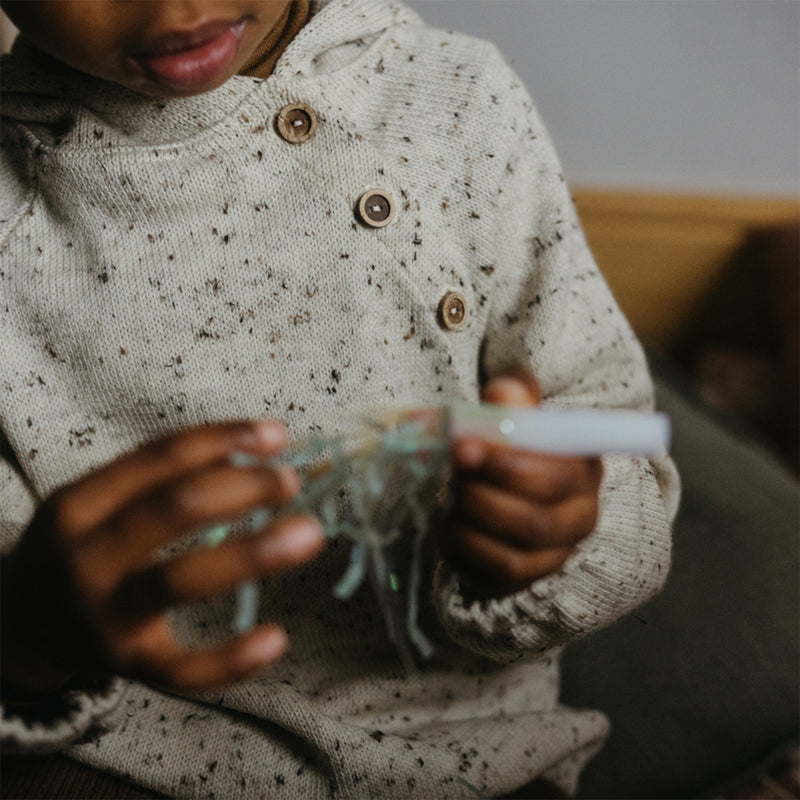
[448,401,670,456]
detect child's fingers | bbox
[159,626,289,691]
[77,464,301,589]
[53,420,288,537]
[442,523,571,592]
[119,619,289,691]
[454,440,602,503]
[454,480,598,549]
[481,370,542,407]
[108,517,324,622]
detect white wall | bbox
[408,0,799,195]
[3,2,798,194]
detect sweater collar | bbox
[272,0,420,77]
[0,0,421,147]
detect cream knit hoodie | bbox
[0,0,679,796]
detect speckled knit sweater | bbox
[0,0,679,796]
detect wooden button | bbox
[357,189,395,228]
[276,102,318,143]
[438,291,468,330]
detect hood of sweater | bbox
[0,0,422,147]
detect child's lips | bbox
[129,18,248,91]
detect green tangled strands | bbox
[201,414,450,669]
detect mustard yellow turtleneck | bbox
[238,0,310,79]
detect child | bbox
[0,0,679,797]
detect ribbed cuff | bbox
[1,674,125,754]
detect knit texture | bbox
[0,0,679,796]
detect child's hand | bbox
[0,421,324,694]
[442,371,602,595]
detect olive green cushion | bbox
[561,365,799,799]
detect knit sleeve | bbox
[0,441,125,753]
[432,70,680,662]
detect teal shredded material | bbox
[233,580,259,633]
[332,543,367,599]
[204,415,450,666]
[203,523,230,548]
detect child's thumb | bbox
[482,369,542,407]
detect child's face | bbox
[2,1,291,97]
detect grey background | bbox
[407,0,800,194]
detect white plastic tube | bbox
[448,401,670,456]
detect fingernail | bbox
[484,376,533,406]
[259,518,323,560]
[251,420,288,450]
[239,628,288,668]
